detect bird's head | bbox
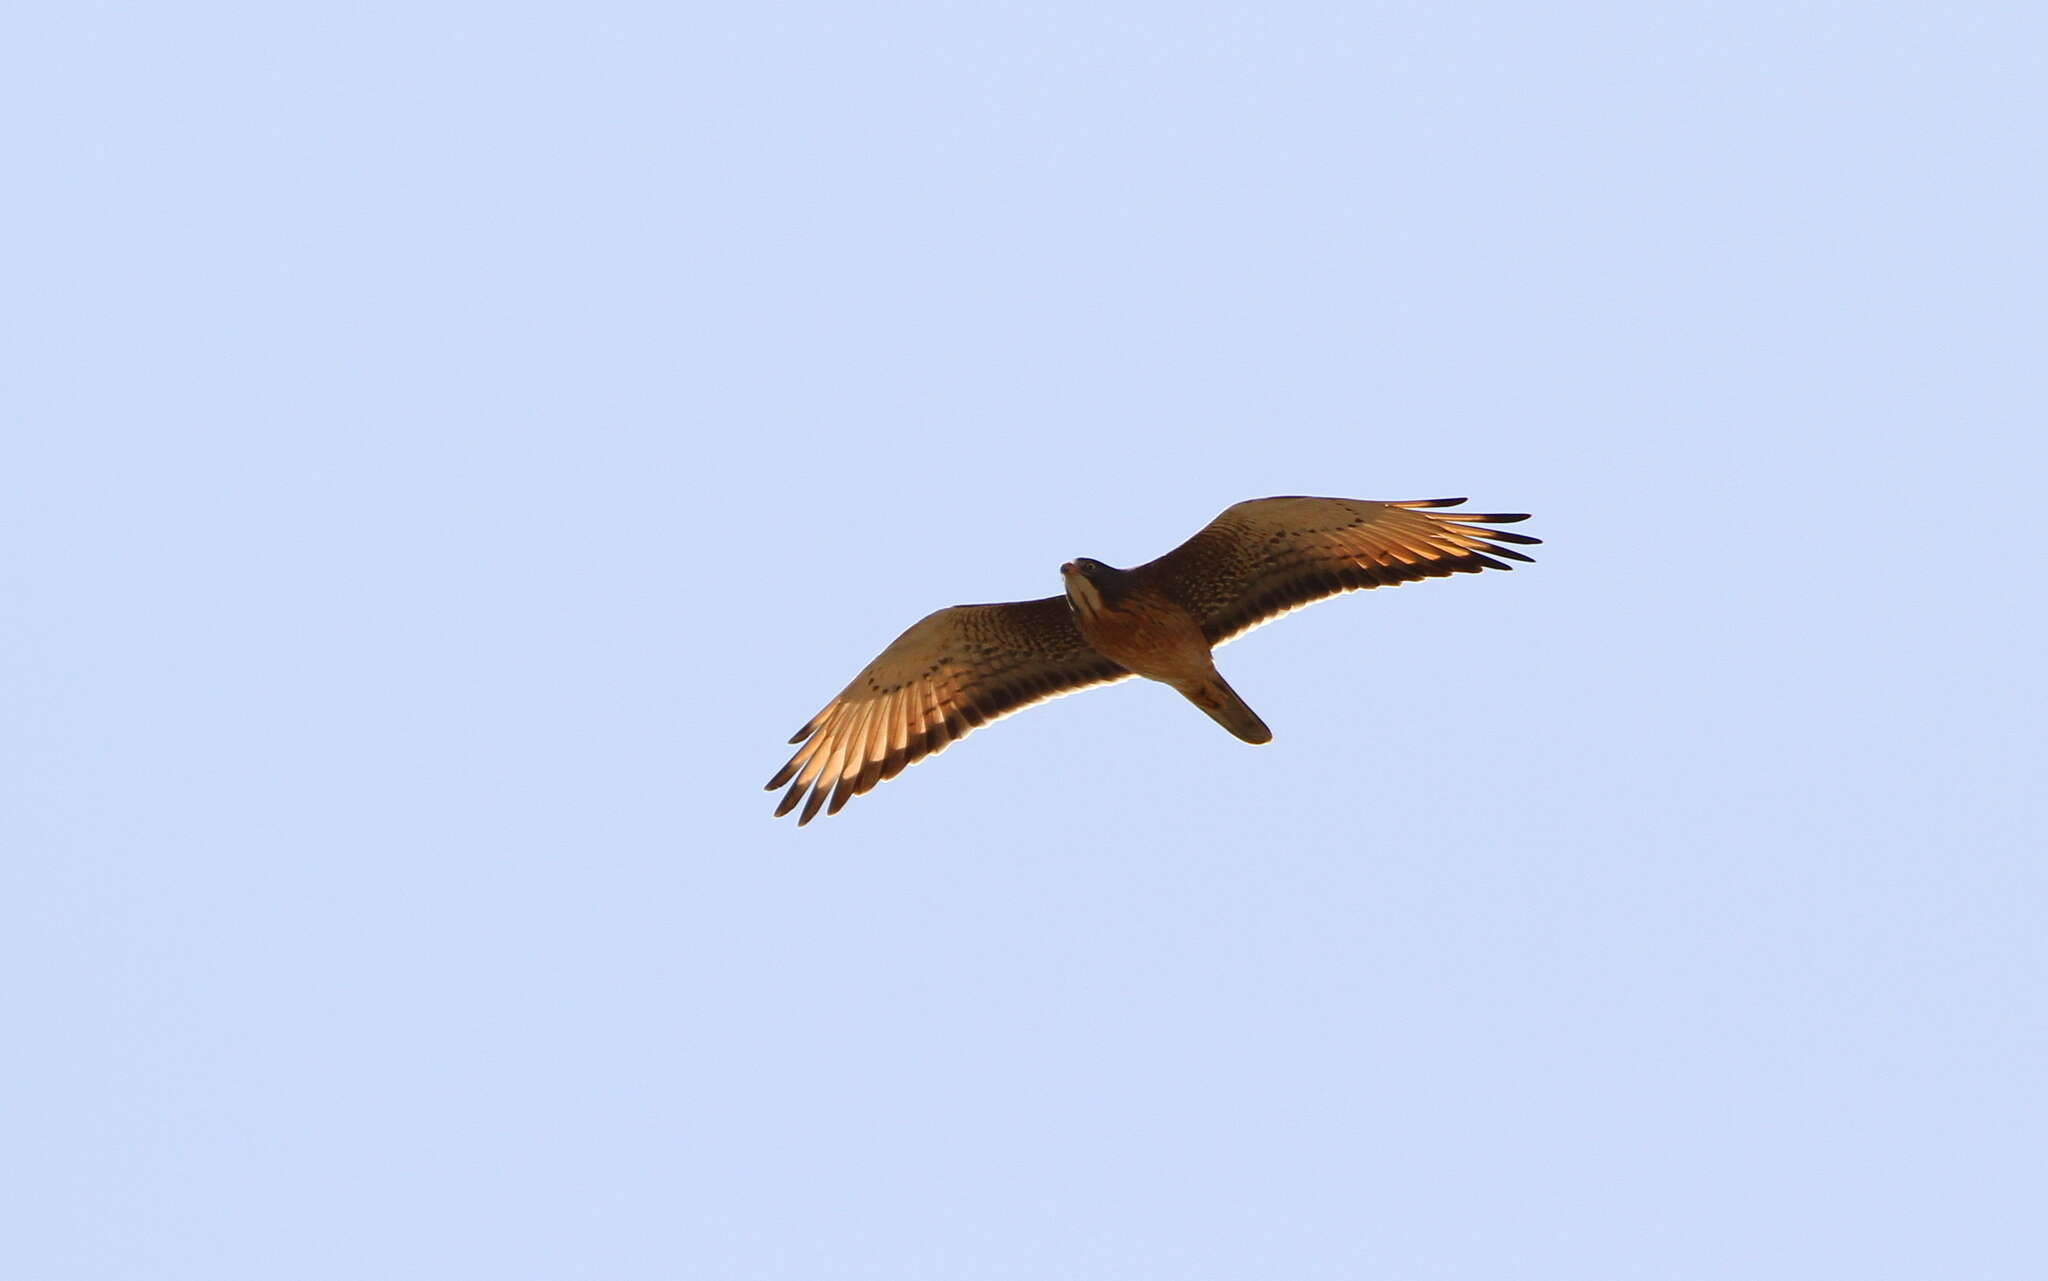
[1059,557,1123,619]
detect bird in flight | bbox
[767,495,1538,824]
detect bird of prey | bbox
[767,496,1538,824]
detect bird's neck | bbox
[1064,574,1108,621]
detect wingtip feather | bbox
[798,785,829,825]
[773,781,805,818]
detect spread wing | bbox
[766,596,1130,824]
[1135,496,1540,646]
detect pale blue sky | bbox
[6,2,2044,1277]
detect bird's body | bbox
[768,495,1539,823]
[1059,561,1203,683]
[1059,558,1272,743]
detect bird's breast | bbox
[1072,589,1211,682]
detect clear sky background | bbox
[6,3,2044,1278]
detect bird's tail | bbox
[1175,671,1273,745]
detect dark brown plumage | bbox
[768,496,1538,823]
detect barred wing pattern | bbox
[1138,497,1541,645]
[767,596,1130,824]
